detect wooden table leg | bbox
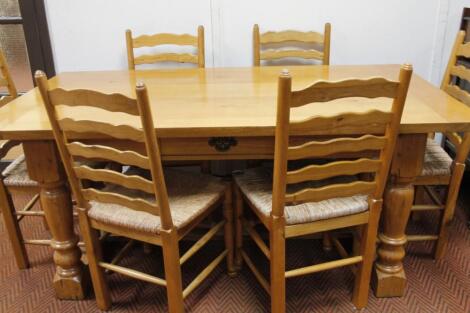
[23,140,88,300]
[373,134,426,297]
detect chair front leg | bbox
[234,185,244,270]
[77,207,111,310]
[0,182,29,269]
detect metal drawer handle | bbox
[208,137,237,152]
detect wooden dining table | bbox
[1,64,470,300]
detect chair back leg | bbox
[434,162,465,259]
[352,199,382,308]
[434,215,450,260]
[0,183,29,269]
[410,186,426,222]
[270,215,286,313]
[322,232,333,251]
[234,185,244,270]
[38,199,50,231]
[223,184,236,275]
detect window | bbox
[0,0,54,93]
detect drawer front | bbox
[159,137,275,160]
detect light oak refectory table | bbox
[1,65,470,300]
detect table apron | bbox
[87,136,382,161]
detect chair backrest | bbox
[35,71,176,230]
[253,23,331,67]
[0,49,18,107]
[440,30,470,162]
[270,64,413,217]
[126,26,205,70]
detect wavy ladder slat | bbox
[285,181,376,204]
[286,158,381,184]
[289,110,392,133]
[444,84,470,106]
[260,49,323,61]
[134,53,198,65]
[450,65,470,83]
[74,165,154,194]
[67,142,150,170]
[457,42,470,58]
[133,33,198,48]
[291,77,399,107]
[59,118,145,142]
[260,30,324,44]
[288,135,387,159]
[82,188,159,216]
[49,88,139,115]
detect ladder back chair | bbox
[253,23,331,66]
[126,26,209,173]
[252,24,333,247]
[408,30,470,259]
[35,71,234,312]
[126,26,205,70]
[0,49,50,269]
[233,64,413,312]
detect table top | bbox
[2,64,470,140]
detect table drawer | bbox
[159,137,275,160]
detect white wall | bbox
[44,0,213,71]
[44,0,469,84]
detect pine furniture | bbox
[252,23,333,249]
[35,71,234,312]
[1,65,470,300]
[126,26,209,172]
[253,23,331,66]
[233,65,412,312]
[408,30,470,259]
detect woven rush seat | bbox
[88,168,226,233]
[421,139,453,177]
[234,167,368,225]
[2,155,38,187]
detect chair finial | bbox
[136,81,145,89]
[34,70,46,79]
[402,63,413,71]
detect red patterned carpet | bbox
[1,192,469,313]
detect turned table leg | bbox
[373,134,426,297]
[23,141,88,299]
